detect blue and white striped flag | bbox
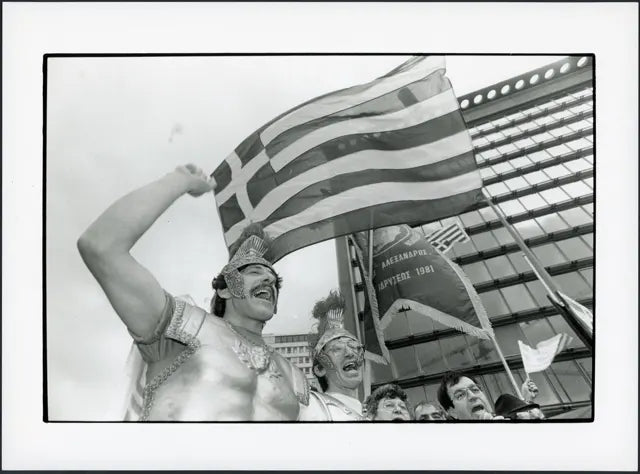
[212,56,483,262]
[425,221,470,253]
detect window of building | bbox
[519,317,556,346]
[539,187,571,205]
[471,231,499,252]
[561,181,592,198]
[480,289,510,317]
[525,150,551,167]
[485,182,509,196]
[548,360,591,402]
[478,205,498,222]
[564,158,591,174]
[576,357,593,383]
[555,237,592,261]
[424,383,440,404]
[501,285,537,313]
[406,309,437,335]
[480,167,496,180]
[491,227,516,245]
[581,202,594,216]
[580,233,593,249]
[415,340,446,374]
[462,261,492,283]
[391,346,420,379]
[494,324,526,357]
[496,199,525,216]
[504,176,528,192]
[506,253,531,274]
[467,337,499,365]
[524,280,552,307]
[384,313,410,341]
[404,386,428,409]
[450,239,476,257]
[536,213,569,233]
[542,164,570,179]
[522,170,548,185]
[553,272,592,300]
[484,255,516,279]
[287,347,291,354]
[579,267,593,287]
[513,219,544,239]
[517,194,547,211]
[371,359,394,385]
[532,243,567,266]
[441,335,475,370]
[559,206,592,226]
[304,357,310,363]
[459,211,484,227]
[546,315,585,349]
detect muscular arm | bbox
[77,165,214,338]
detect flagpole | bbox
[482,191,593,351]
[344,236,363,343]
[489,332,524,400]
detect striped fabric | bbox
[212,56,483,262]
[425,221,469,253]
[518,333,574,374]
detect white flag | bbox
[557,291,593,333]
[518,333,574,374]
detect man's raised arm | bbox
[77,164,215,338]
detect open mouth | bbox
[392,416,407,421]
[471,404,486,414]
[342,361,360,373]
[251,286,274,303]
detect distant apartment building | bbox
[263,333,321,390]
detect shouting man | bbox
[299,291,366,421]
[78,164,308,421]
[437,371,538,421]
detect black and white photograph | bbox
[3,2,637,471]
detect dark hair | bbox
[209,268,282,317]
[414,401,446,418]
[437,371,480,411]
[364,384,409,419]
[312,360,329,392]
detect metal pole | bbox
[344,236,363,343]
[484,192,593,350]
[489,332,523,399]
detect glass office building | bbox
[337,56,594,419]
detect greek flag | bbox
[212,56,483,262]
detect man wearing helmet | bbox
[298,291,366,421]
[78,164,308,421]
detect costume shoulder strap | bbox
[164,295,207,344]
[288,361,310,406]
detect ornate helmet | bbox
[308,291,362,366]
[213,223,279,305]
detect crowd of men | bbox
[79,163,546,422]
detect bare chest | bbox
[146,321,299,421]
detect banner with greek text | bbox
[371,224,493,339]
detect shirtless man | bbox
[78,164,308,421]
[298,292,365,421]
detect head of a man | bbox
[313,332,365,393]
[365,384,411,421]
[437,372,492,420]
[414,401,447,421]
[210,225,282,322]
[494,394,544,420]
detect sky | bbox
[46,54,566,420]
